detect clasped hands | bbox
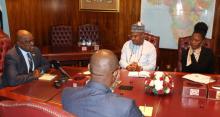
[126,62,142,71]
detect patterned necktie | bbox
[27,53,33,72]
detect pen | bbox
[212,85,220,90]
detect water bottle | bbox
[82,38,86,46]
[86,38,92,46]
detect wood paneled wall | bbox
[213,0,220,55]
[213,0,220,73]
[6,0,140,48]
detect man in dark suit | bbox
[62,49,143,117]
[2,30,50,86]
[182,22,214,73]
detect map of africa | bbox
[141,0,216,49]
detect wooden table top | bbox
[1,67,220,117]
[0,67,87,103]
[115,70,220,117]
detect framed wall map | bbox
[141,0,216,49]
[79,0,119,12]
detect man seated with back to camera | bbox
[119,22,157,71]
[62,49,143,117]
[181,22,214,73]
[2,30,50,86]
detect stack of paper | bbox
[128,71,150,78]
[128,71,139,77]
[39,74,57,81]
[139,71,150,77]
[212,86,220,90]
[182,73,215,84]
[83,71,91,75]
[139,106,153,116]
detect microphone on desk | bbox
[50,60,72,79]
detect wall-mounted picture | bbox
[79,0,119,12]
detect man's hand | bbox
[126,64,135,71]
[126,62,142,71]
[33,69,41,78]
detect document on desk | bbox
[128,71,139,77]
[182,73,215,84]
[39,74,57,81]
[128,71,150,78]
[83,71,91,75]
[139,106,153,116]
[139,71,150,77]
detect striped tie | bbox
[27,53,33,72]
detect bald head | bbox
[90,49,119,75]
[17,30,33,41]
[89,49,119,87]
[16,30,34,52]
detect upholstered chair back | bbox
[144,33,160,69]
[177,36,212,71]
[51,25,73,47]
[0,31,11,74]
[143,32,160,54]
[79,24,99,44]
[0,101,76,117]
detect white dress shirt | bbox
[119,40,157,70]
[19,48,35,72]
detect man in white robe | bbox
[119,22,157,71]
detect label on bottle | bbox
[189,89,199,96]
[81,46,87,51]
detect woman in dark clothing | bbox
[181,22,214,73]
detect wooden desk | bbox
[0,80,61,102]
[41,45,121,61]
[43,69,220,117]
[1,67,220,117]
[0,67,87,103]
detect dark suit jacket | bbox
[62,81,143,117]
[181,47,214,73]
[0,75,3,89]
[2,45,50,86]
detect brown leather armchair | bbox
[0,101,76,117]
[144,32,160,70]
[144,32,160,54]
[51,25,73,47]
[177,36,212,71]
[79,24,99,45]
[0,30,11,88]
